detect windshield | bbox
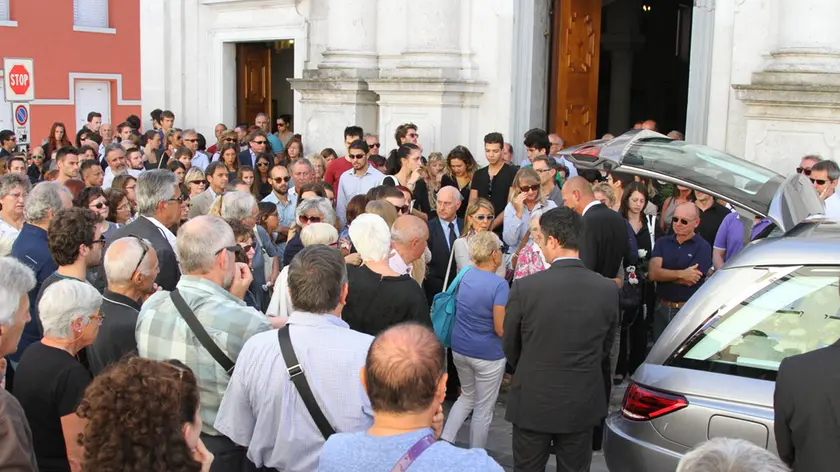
[621,140,783,216]
[669,266,840,381]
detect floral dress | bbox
[513,239,548,280]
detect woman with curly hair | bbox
[77,357,213,472]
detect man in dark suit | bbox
[775,340,840,472]
[562,175,628,450]
[504,207,619,472]
[423,186,463,304]
[105,170,183,291]
[238,130,268,168]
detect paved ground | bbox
[445,381,628,471]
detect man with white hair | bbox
[102,143,142,189]
[423,186,463,303]
[136,215,270,463]
[0,257,38,470]
[677,438,789,472]
[389,215,429,277]
[0,173,30,256]
[88,237,160,375]
[10,182,72,366]
[106,170,183,290]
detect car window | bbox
[621,140,783,217]
[669,266,840,381]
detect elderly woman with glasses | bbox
[74,186,121,240]
[283,196,335,266]
[0,173,30,256]
[503,167,556,254]
[13,279,103,472]
[440,231,508,449]
[267,222,339,321]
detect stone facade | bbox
[141,0,840,173]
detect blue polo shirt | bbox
[9,223,57,362]
[651,233,712,303]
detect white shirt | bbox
[144,216,178,256]
[266,266,292,318]
[0,215,21,256]
[103,168,142,189]
[389,249,412,276]
[192,151,210,172]
[824,192,840,219]
[582,200,601,216]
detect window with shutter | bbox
[73,0,108,29]
[0,0,9,22]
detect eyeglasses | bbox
[671,217,693,225]
[90,202,108,210]
[369,143,380,148]
[223,138,236,142]
[519,184,540,192]
[273,176,291,183]
[7,192,26,200]
[215,244,243,256]
[277,122,286,127]
[168,194,189,204]
[810,177,828,186]
[349,153,366,160]
[299,215,322,224]
[407,132,419,138]
[183,138,198,143]
[257,161,270,167]
[534,168,553,174]
[252,140,267,145]
[189,180,208,186]
[472,214,492,221]
[31,155,44,159]
[396,205,410,214]
[130,236,150,276]
[797,167,812,176]
[240,244,253,253]
[89,235,107,247]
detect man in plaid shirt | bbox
[136,215,271,469]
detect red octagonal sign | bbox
[8,64,31,96]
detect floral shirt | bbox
[514,240,548,280]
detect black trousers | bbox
[201,433,266,472]
[512,424,593,472]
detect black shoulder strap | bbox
[278,326,336,439]
[170,289,235,375]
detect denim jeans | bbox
[440,353,506,448]
[653,301,682,342]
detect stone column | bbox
[393,0,462,75]
[765,0,840,76]
[289,0,380,153]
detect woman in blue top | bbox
[440,231,509,449]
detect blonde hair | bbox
[593,182,616,208]
[365,200,398,228]
[184,167,205,185]
[301,222,339,246]
[509,167,545,206]
[470,231,502,265]
[463,198,495,235]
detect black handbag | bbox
[619,267,641,310]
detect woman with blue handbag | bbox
[439,231,508,449]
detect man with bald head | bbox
[319,322,502,471]
[424,186,463,303]
[389,215,429,277]
[88,236,160,375]
[562,176,628,281]
[649,202,711,341]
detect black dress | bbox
[342,264,431,336]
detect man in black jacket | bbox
[504,208,618,472]
[775,340,840,472]
[423,186,463,304]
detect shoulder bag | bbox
[277,325,336,440]
[170,289,235,375]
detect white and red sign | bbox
[12,103,30,145]
[3,58,34,102]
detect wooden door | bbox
[236,43,272,126]
[550,0,602,146]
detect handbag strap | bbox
[646,214,656,250]
[277,326,336,439]
[390,435,436,472]
[441,239,457,292]
[170,289,235,375]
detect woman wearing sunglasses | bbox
[452,198,506,277]
[253,153,274,199]
[184,167,207,199]
[502,167,556,255]
[283,196,336,266]
[275,114,294,147]
[75,186,121,240]
[213,130,240,162]
[226,218,260,310]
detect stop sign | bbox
[8,64,30,96]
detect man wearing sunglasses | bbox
[809,159,840,218]
[649,202,712,342]
[796,154,822,177]
[0,130,17,158]
[256,112,284,155]
[239,130,269,169]
[336,139,383,227]
[261,165,296,253]
[324,126,364,189]
[183,129,210,172]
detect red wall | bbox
[0,0,140,144]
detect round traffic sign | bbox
[14,105,27,126]
[8,64,31,96]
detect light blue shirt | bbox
[191,151,210,172]
[519,156,578,178]
[439,218,460,251]
[267,133,285,154]
[214,312,375,472]
[502,200,557,252]
[336,165,384,227]
[319,427,503,472]
[261,191,297,253]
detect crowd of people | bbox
[0,110,835,472]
